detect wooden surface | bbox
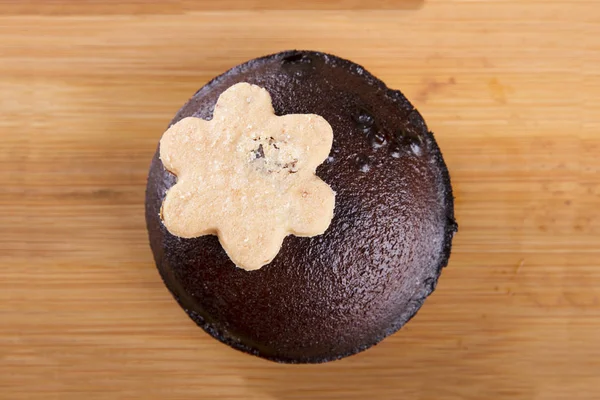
[1,1,599,399]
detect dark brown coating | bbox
[145,50,457,363]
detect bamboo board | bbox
[1,1,599,399]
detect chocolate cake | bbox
[145,50,457,363]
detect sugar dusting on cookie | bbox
[159,82,335,271]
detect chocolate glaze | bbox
[145,50,457,363]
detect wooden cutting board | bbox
[1,1,598,399]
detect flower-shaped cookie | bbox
[160,82,335,271]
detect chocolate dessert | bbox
[145,50,457,363]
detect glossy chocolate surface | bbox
[145,51,456,363]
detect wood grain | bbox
[1,0,599,399]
